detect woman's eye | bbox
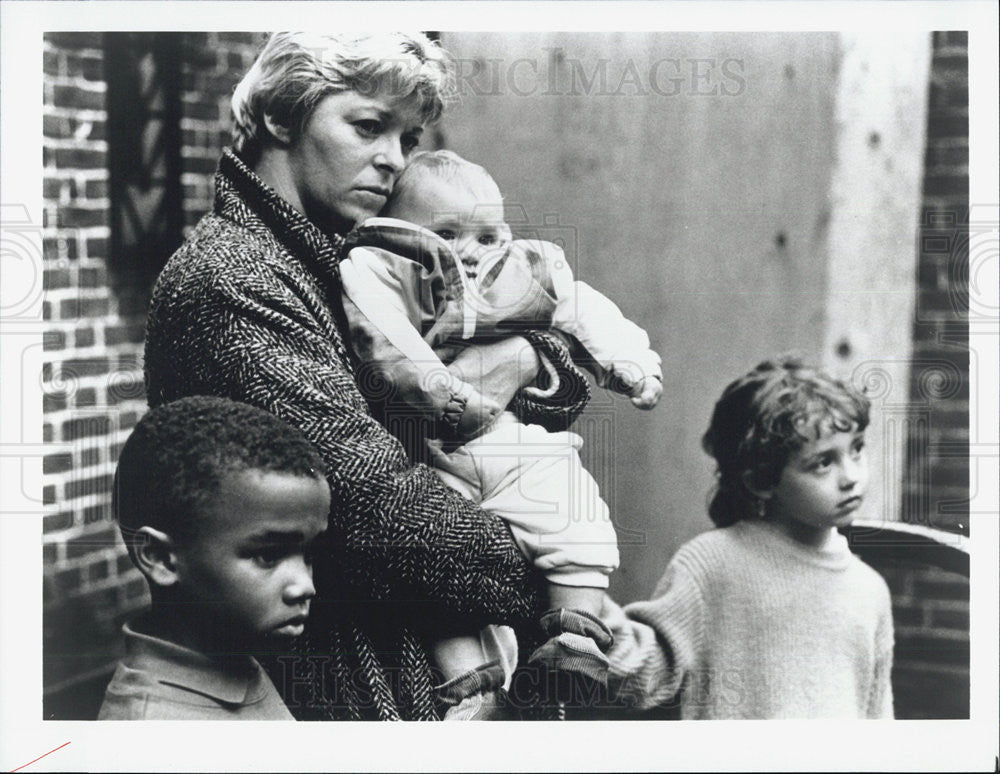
[354,120,382,138]
[435,229,456,241]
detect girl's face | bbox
[283,85,426,235]
[763,422,869,544]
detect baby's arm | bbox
[340,247,501,438]
[534,241,663,409]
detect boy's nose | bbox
[839,459,860,489]
[282,559,316,604]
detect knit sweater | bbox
[143,149,591,720]
[603,520,894,719]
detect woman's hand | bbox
[447,336,541,410]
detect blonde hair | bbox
[389,150,501,211]
[231,32,454,162]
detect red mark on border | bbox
[9,741,71,772]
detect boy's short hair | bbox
[231,32,453,164]
[388,149,500,211]
[702,355,870,527]
[113,396,327,554]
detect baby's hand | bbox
[456,387,502,439]
[630,375,662,410]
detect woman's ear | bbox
[133,526,181,588]
[262,113,294,146]
[741,470,773,502]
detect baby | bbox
[602,356,894,718]
[98,396,330,720]
[339,150,662,718]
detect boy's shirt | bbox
[98,616,293,720]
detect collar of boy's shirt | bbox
[122,616,268,705]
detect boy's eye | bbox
[435,229,456,241]
[809,455,834,472]
[250,547,287,569]
[478,234,497,246]
[851,438,866,456]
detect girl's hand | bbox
[630,375,663,410]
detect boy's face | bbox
[172,469,330,651]
[766,422,869,538]
[388,175,512,279]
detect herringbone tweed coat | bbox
[144,149,591,720]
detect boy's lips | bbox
[837,495,863,511]
[273,614,309,635]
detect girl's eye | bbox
[435,229,456,241]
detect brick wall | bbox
[41,32,262,717]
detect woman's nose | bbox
[373,134,406,175]
[282,558,316,604]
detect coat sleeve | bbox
[602,556,707,711]
[144,251,548,634]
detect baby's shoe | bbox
[435,659,510,721]
[528,608,615,713]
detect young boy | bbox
[98,396,330,720]
[338,150,663,717]
[601,357,894,718]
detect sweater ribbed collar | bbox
[737,518,852,571]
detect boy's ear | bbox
[262,113,294,146]
[133,526,181,588]
[741,470,773,501]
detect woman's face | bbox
[284,87,426,235]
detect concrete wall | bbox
[440,32,930,602]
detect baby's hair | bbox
[388,149,501,212]
[113,396,327,555]
[231,32,454,164]
[701,355,870,527]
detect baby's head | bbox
[702,356,871,534]
[114,396,330,651]
[385,150,511,278]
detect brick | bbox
[74,328,96,348]
[53,147,106,169]
[54,566,83,593]
[44,50,62,76]
[43,393,67,413]
[65,526,118,559]
[60,357,110,378]
[891,604,924,628]
[87,559,111,582]
[42,329,67,350]
[58,206,107,229]
[65,473,113,500]
[928,607,969,631]
[894,634,969,666]
[182,99,221,121]
[80,446,101,467]
[76,387,98,408]
[85,238,108,260]
[44,423,54,442]
[124,577,149,601]
[43,543,59,564]
[44,236,77,261]
[117,553,135,576]
[43,485,56,505]
[53,84,105,112]
[927,114,969,140]
[84,179,108,199]
[104,322,145,346]
[43,267,72,292]
[43,177,63,200]
[43,453,73,474]
[44,510,74,533]
[924,173,968,197]
[62,415,111,441]
[120,411,139,430]
[183,154,221,174]
[66,52,103,81]
[45,32,104,48]
[84,503,109,524]
[60,297,110,319]
[913,573,968,602]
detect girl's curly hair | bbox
[701,355,870,527]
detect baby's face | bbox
[387,176,511,279]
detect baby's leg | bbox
[548,584,605,619]
[432,629,517,721]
